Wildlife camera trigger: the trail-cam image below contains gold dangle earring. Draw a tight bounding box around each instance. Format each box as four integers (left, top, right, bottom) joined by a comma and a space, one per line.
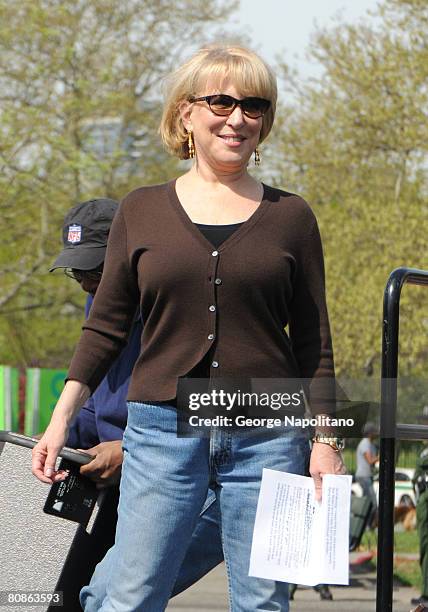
188, 130, 195, 159
254, 147, 261, 166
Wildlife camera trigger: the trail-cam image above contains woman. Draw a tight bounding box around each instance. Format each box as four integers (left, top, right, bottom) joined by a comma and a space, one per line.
33, 45, 345, 611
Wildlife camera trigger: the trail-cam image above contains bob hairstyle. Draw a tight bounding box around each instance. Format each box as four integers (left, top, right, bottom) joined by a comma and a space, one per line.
159, 45, 277, 160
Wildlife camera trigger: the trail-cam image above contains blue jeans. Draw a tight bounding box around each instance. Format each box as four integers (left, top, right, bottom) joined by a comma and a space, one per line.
80, 402, 310, 611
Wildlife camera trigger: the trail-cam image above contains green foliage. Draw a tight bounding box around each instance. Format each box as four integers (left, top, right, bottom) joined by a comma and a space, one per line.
0, 0, 238, 367
269, 0, 428, 379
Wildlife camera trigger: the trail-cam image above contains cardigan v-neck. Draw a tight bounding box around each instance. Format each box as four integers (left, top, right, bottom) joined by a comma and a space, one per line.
166, 179, 270, 253
68, 180, 335, 415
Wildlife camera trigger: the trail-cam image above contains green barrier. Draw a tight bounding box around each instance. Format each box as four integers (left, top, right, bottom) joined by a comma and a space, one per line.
0, 366, 19, 431
24, 368, 67, 436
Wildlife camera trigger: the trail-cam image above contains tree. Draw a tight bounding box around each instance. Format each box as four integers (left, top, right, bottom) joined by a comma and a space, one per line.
271, 0, 427, 204
269, 0, 428, 380
0, 0, 238, 366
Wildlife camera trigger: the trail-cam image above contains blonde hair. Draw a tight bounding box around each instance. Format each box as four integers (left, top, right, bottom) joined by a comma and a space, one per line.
159, 45, 277, 159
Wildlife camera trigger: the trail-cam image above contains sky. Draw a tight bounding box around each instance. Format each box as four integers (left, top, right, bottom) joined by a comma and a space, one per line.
233, 0, 379, 79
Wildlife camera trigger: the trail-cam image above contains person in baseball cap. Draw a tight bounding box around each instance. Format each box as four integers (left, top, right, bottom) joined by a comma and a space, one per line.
50, 196, 125, 454
50, 197, 118, 271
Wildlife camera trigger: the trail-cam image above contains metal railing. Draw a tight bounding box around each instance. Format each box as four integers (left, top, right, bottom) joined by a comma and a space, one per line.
376, 267, 428, 612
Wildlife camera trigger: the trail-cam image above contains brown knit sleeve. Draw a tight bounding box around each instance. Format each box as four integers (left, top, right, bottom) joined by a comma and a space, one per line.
287, 207, 336, 416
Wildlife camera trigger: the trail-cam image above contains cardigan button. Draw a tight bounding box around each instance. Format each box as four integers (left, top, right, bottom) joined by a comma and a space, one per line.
208, 333, 215, 340
212, 361, 219, 368
209, 305, 216, 312
212, 250, 219, 257
214, 278, 222, 285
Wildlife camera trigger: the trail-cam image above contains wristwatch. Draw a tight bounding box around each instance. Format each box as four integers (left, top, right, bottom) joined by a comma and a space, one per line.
312, 433, 345, 452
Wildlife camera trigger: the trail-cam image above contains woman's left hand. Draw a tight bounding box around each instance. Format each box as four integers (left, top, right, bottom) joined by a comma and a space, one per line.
309, 442, 347, 501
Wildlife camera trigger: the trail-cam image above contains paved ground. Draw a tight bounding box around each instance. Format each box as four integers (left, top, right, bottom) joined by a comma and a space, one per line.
167, 557, 421, 612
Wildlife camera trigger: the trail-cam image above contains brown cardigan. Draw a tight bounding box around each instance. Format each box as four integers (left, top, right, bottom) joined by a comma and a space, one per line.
67, 180, 335, 414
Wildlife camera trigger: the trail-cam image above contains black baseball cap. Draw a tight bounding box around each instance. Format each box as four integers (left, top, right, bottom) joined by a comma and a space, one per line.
50, 198, 119, 272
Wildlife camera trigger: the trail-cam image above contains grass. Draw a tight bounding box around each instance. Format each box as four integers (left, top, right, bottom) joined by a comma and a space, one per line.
393, 558, 422, 589
394, 530, 419, 554
342, 446, 420, 473
394, 531, 421, 590
360, 528, 419, 554
358, 529, 422, 589
359, 529, 419, 553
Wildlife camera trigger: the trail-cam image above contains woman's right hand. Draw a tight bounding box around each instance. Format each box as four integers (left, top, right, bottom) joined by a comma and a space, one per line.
31, 380, 91, 483
31, 420, 70, 483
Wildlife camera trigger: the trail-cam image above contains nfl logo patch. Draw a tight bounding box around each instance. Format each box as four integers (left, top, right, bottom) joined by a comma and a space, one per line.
68, 224, 82, 244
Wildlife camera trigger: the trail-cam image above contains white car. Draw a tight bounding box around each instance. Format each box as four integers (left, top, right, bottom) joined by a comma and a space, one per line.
351, 468, 416, 507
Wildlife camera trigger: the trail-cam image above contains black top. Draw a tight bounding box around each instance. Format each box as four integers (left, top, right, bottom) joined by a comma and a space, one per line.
195, 222, 243, 249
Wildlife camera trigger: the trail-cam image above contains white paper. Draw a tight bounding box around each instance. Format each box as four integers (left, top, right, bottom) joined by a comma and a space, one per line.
249, 469, 352, 586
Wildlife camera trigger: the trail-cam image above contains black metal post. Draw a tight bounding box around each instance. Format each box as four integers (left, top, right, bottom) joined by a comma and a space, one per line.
376, 270, 401, 612
376, 268, 428, 611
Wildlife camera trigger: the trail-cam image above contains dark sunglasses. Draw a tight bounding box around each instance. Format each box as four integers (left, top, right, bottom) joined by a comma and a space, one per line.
64, 266, 103, 282
189, 94, 270, 119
